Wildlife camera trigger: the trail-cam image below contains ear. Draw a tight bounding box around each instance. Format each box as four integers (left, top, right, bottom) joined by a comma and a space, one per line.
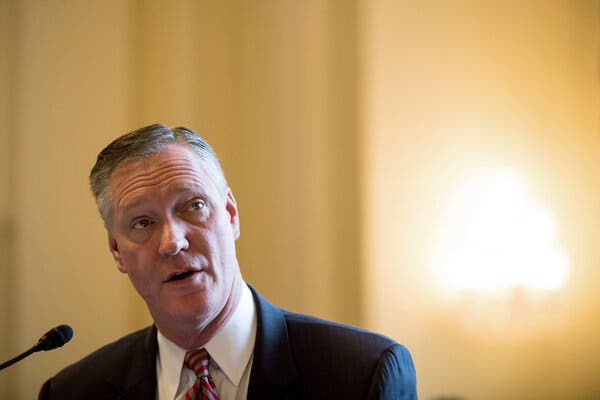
108, 230, 127, 273
225, 188, 240, 240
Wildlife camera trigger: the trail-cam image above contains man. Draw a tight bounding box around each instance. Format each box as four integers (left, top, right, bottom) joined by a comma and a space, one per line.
39, 124, 417, 399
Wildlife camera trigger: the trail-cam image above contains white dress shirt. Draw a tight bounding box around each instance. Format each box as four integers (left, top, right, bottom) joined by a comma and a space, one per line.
156, 284, 257, 400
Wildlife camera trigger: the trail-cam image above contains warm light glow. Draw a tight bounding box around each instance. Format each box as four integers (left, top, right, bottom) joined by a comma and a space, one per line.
433, 169, 570, 291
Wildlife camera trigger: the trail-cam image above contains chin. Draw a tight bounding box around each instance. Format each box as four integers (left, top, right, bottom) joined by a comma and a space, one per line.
173, 297, 220, 322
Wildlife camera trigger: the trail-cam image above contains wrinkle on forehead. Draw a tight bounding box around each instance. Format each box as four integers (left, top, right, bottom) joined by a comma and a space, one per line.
112, 163, 203, 200
108, 145, 221, 218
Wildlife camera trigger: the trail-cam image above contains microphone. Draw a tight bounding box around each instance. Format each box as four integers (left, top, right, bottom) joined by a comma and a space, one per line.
0, 325, 73, 371
33, 325, 73, 352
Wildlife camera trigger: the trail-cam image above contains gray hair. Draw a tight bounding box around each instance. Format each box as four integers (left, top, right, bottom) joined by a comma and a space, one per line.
89, 124, 227, 224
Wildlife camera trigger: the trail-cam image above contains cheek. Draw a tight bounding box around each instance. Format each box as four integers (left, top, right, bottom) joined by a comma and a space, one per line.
121, 247, 152, 282
126, 263, 156, 299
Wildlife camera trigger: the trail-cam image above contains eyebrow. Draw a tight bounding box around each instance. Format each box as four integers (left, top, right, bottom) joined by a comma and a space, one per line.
119, 186, 207, 214
120, 199, 146, 216
171, 185, 205, 195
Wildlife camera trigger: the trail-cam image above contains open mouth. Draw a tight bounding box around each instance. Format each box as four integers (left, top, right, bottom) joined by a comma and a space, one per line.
167, 270, 196, 282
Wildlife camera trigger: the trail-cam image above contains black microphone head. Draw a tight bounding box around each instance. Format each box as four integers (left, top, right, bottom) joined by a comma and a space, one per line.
36, 325, 73, 351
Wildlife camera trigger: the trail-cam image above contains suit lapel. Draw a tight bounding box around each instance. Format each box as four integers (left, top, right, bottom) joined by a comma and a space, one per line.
247, 286, 298, 399
106, 326, 158, 400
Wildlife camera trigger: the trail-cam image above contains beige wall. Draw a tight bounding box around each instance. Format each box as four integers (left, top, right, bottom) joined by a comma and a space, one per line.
360, 1, 600, 399
0, 0, 15, 397
0, 1, 598, 399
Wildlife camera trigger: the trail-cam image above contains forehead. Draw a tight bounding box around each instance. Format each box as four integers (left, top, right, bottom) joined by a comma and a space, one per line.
108, 144, 217, 208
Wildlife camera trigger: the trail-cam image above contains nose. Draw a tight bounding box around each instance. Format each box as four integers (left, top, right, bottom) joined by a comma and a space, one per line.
158, 218, 189, 256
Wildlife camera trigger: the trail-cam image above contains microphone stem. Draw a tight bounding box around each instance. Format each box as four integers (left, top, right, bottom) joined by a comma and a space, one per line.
0, 347, 36, 372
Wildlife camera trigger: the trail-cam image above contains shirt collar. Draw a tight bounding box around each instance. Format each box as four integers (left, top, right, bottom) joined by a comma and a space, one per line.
205, 283, 256, 385
156, 329, 186, 400
156, 283, 256, 398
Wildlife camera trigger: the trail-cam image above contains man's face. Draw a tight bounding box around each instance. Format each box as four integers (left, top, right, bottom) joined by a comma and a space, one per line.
107, 143, 241, 329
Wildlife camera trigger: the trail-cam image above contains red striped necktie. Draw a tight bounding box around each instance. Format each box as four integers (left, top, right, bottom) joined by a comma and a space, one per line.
183, 348, 220, 400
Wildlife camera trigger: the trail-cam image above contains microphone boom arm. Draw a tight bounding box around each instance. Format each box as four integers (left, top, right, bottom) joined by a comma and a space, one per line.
0, 348, 36, 371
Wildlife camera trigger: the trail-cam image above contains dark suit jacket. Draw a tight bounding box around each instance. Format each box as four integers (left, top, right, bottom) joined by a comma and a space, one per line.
39, 287, 417, 399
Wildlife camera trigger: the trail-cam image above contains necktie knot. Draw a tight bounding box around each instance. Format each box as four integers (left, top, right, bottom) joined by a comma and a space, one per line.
184, 348, 211, 379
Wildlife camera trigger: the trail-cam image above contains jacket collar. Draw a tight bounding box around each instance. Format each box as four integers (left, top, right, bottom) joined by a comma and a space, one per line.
106, 325, 158, 400
247, 286, 298, 399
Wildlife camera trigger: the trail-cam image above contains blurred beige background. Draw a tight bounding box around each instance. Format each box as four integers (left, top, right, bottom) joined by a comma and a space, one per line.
1, 1, 598, 399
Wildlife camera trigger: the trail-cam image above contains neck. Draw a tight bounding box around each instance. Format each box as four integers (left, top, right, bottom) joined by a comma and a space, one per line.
156, 278, 244, 349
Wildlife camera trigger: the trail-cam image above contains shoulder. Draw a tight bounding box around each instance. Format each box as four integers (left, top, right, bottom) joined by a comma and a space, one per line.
39, 326, 156, 399
284, 311, 400, 356
247, 286, 417, 399
283, 311, 406, 363
283, 311, 416, 398
54, 326, 154, 378
250, 284, 414, 375
367, 342, 417, 399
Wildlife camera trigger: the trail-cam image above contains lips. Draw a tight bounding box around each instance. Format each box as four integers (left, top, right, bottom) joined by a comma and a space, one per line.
166, 268, 200, 282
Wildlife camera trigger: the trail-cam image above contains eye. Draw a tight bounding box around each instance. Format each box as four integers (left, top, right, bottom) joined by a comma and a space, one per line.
189, 199, 205, 211
132, 218, 152, 230
180, 198, 210, 221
